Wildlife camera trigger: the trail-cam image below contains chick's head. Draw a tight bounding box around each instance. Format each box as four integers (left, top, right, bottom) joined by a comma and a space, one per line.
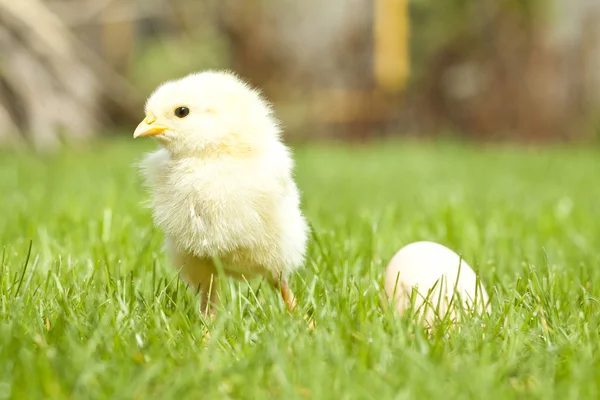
134, 71, 279, 157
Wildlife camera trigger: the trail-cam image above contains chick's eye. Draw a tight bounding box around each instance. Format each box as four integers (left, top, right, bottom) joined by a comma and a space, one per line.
174, 107, 190, 118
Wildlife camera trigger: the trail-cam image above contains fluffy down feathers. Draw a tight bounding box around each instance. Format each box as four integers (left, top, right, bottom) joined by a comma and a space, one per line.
135, 70, 308, 312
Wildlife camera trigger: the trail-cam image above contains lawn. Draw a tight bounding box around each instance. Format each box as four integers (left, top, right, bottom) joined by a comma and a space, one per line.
1, 138, 599, 399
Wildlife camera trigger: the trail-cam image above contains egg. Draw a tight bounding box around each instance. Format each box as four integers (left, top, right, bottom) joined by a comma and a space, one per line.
384, 241, 490, 326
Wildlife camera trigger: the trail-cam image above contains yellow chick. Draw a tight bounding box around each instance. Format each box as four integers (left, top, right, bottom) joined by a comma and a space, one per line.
133, 70, 309, 316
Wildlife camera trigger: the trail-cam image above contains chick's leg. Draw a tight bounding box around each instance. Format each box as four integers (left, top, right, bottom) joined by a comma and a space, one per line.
182, 258, 219, 317
166, 241, 219, 317
271, 273, 297, 312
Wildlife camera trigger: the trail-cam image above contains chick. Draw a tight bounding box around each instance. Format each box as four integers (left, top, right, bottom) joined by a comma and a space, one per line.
133, 70, 309, 316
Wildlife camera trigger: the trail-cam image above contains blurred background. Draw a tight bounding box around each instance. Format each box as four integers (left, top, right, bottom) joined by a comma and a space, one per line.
1, 0, 600, 151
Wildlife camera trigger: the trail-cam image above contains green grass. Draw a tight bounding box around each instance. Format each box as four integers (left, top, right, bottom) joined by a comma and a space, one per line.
1, 138, 600, 399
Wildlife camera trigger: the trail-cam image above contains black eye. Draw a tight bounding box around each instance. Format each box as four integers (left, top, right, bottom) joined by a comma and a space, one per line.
174, 107, 190, 118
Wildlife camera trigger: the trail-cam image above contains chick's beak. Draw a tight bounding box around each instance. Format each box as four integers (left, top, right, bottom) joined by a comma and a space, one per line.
133, 114, 170, 138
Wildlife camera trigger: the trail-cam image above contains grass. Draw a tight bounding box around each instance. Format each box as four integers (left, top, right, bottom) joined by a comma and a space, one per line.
1, 138, 600, 399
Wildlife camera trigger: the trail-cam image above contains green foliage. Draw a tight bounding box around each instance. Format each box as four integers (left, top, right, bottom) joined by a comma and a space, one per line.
131, 30, 230, 95
1, 139, 600, 399
409, 0, 546, 79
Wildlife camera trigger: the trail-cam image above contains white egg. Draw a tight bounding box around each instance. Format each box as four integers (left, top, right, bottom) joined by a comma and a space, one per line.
384, 241, 490, 326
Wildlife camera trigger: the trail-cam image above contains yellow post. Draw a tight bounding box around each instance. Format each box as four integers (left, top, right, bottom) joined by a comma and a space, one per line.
374, 0, 410, 92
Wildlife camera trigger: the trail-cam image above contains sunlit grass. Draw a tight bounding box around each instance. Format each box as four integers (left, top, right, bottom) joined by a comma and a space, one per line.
1, 138, 599, 399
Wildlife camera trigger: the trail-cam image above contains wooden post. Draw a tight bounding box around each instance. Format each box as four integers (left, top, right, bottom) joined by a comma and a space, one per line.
100, 1, 135, 76
374, 0, 410, 92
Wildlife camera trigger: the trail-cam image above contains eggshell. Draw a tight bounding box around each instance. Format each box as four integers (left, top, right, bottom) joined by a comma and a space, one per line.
384, 241, 489, 325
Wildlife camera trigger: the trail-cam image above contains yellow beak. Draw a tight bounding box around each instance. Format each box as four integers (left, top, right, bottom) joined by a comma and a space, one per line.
133, 114, 170, 138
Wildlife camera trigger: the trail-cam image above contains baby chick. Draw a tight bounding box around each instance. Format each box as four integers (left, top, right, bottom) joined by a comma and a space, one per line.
133, 70, 309, 316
